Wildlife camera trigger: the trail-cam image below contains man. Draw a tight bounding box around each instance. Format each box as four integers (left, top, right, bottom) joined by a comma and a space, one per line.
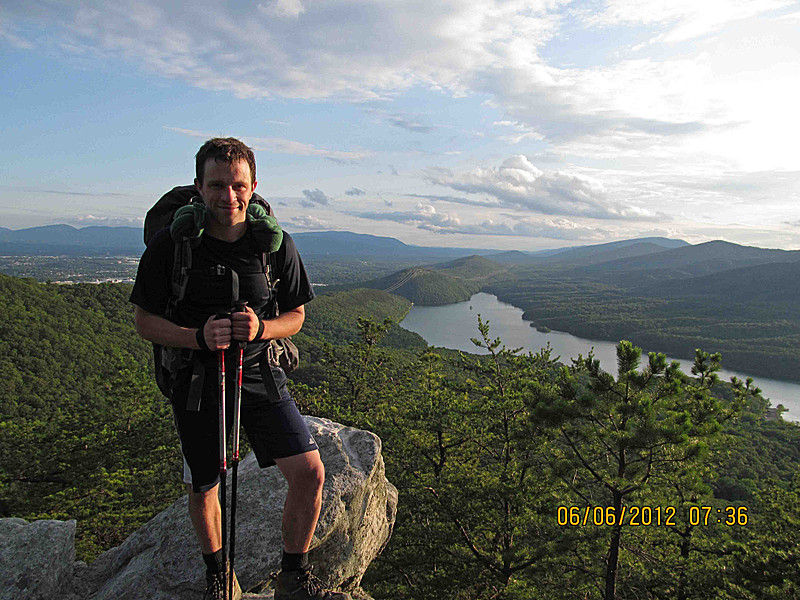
130, 137, 349, 600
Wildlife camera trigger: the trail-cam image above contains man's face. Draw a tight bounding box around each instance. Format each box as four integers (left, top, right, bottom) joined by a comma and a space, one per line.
195, 158, 257, 230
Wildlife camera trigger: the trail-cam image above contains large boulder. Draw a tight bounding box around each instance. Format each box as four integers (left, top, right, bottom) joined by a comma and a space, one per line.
76, 416, 396, 599
0, 518, 76, 600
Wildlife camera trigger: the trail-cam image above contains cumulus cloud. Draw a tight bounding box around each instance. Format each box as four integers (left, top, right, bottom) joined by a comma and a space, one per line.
352, 203, 609, 240
353, 203, 461, 233
302, 188, 331, 205
345, 187, 366, 196
289, 215, 328, 229
425, 155, 665, 220
462, 218, 609, 241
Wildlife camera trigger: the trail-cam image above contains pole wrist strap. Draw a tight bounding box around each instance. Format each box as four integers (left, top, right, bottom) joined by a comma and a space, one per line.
196, 327, 211, 352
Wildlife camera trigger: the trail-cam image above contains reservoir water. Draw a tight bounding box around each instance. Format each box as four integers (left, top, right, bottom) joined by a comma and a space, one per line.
400, 292, 800, 422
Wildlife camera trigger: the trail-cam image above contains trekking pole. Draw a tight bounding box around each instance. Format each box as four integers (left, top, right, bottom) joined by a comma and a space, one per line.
215, 310, 231, 600
228, 301, 247, 600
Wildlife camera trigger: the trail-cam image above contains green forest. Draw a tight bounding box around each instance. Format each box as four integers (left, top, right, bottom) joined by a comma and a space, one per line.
483, 265, 800, 382
1, 272, 798, 599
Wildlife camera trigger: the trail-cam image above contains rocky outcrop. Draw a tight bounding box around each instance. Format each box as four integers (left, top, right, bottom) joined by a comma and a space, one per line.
2, 417, 396, 600
0, 518, 77, 600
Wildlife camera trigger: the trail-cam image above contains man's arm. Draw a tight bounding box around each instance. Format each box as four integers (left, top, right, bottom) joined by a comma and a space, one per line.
134, 305, 232, 350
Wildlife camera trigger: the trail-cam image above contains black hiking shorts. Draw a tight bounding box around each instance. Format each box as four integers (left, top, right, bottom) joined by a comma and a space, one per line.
170, 361, 318, 493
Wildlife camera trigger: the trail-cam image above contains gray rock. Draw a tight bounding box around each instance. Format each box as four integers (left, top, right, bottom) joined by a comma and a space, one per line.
0, 518, 76, 600
78, 416, 396, 599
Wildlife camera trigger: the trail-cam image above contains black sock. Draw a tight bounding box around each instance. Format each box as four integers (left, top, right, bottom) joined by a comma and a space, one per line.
203, 549, 226, 574
281, 550, 309, 572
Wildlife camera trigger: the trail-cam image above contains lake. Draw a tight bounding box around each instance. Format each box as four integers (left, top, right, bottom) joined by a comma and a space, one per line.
400, 292, 800, 422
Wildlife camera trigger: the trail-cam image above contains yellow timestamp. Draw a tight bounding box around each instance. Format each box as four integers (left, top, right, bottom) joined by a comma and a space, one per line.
688, 505, 749, 526
557, 505, 749, 527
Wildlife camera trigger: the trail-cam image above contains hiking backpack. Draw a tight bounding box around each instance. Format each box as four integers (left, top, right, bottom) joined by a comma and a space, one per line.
144, 185, 300, 400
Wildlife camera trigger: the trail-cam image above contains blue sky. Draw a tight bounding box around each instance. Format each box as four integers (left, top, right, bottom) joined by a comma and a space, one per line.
1, 0, 799, 250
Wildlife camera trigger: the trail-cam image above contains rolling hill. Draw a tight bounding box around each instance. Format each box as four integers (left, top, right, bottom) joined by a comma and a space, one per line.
330, 255, 508, 305
639, 260, 800, 305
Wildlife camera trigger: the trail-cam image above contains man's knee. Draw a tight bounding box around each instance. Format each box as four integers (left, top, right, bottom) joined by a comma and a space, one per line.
187, 483, 220, 509
306, 459, 325, 491
296, 457, 325, 492
281, 452, 325, 493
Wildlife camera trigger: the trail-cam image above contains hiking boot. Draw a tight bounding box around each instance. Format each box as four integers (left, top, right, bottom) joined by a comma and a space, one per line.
272, 566, 351, 600
203, 567, 242, 600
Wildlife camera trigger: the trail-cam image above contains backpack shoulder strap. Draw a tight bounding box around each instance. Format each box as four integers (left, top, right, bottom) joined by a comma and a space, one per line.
169, 236, 193, 314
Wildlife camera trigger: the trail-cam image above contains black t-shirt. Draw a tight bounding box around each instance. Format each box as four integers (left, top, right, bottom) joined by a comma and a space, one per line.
130, 228, 314, 358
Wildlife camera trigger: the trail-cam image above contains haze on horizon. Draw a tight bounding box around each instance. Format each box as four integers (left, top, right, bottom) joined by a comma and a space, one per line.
1, 1, 799, 251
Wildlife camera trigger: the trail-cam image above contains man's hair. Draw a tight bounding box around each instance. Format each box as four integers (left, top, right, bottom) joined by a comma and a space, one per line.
195, 137, 256, 185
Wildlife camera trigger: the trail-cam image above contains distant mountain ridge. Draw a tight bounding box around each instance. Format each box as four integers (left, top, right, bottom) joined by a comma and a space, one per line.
0, 225, 144, 255
292, 231, 494, 259
590, 240, 800, 273
582, 240, 800, 288
0, 225, 690, 263
487, 237, 688, 265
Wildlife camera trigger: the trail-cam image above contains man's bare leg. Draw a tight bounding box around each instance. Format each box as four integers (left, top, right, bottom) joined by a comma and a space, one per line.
185, 450, 324, 555
274, 450, 325, 553
187, 483, 222, 554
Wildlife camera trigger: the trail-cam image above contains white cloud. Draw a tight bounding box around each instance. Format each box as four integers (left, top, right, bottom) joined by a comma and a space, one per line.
12, 1, 797, 170
353, 203, 461, 232
289, 215, 328, 229
451, 217, 609, 240
580, 0, 794, 44
258, 0, 305, 19
405, 193, 503, 208
493, 120, 545, 144
9, 0, 563, 101
6, 0, 800, 238
72, 214, 144, 227
425, 155, 665, 220
166, 127, 369, 162
352, 203, 609, 240
345, 187, 366, 196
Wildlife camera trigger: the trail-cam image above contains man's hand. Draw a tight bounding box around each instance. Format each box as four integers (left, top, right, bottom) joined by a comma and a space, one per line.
203, 313, 232, 350
231, 306, 261, 342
